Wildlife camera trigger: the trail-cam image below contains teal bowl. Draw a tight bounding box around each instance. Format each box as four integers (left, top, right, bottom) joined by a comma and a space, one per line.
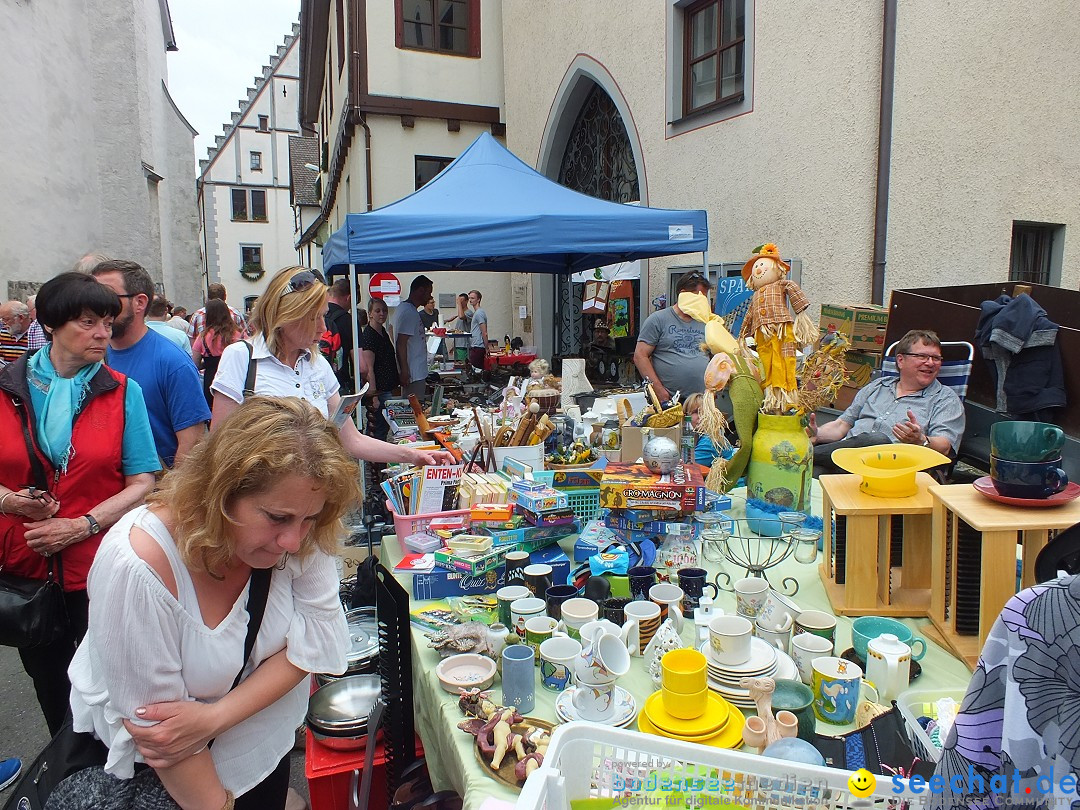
771, 679, 815, 743
851, 616, 926, 661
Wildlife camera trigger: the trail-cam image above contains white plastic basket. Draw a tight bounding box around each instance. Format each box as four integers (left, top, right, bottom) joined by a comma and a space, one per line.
517, 722, 897, 810
896, 687, 966, 763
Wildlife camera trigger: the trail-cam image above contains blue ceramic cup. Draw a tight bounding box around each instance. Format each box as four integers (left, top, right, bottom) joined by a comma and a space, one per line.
851, 616, 926, 661
990, 455, 1069, 499
501, 644, 535, 713
628, 566, 657, 601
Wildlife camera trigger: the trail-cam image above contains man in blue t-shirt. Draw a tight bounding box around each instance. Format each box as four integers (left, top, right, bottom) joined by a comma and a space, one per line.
91, 260, 210, 467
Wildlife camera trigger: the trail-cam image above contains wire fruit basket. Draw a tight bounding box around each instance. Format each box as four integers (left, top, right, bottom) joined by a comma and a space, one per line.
701, 516, 810, 596
517, 722, 897, 809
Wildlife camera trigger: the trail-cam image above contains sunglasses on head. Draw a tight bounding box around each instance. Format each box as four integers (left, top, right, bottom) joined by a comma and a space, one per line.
280, 270, 325, 298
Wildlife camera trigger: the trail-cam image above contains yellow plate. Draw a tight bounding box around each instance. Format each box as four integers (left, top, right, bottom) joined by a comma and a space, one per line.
642, 690, 730, 739
831, 443, 950, 497
638, 701, 745, 749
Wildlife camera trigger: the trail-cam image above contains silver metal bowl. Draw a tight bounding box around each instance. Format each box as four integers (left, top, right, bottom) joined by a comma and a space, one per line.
344, 607, 379, 675
306, 673, 381, 739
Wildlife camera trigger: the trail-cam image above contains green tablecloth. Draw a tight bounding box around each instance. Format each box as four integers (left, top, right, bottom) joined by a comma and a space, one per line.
384, 483, 975, 809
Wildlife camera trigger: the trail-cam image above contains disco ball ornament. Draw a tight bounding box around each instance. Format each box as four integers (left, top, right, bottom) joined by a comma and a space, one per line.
642, 437, 681, 474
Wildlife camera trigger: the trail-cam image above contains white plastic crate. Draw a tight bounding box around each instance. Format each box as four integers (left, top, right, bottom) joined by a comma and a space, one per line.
517, 722, 897, 810
896, 687, 966, 763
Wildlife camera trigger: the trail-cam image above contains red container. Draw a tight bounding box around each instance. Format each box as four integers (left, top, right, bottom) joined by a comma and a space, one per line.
305, 727, 424, 810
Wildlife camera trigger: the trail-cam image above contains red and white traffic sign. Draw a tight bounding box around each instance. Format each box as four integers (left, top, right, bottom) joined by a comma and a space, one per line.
368, 273, 401, 300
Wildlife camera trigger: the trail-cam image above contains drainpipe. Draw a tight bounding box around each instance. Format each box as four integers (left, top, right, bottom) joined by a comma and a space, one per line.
357, 109, 373, 211
871, 0, 897, 305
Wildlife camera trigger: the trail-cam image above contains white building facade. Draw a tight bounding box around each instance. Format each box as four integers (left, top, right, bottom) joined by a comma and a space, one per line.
0, 0, 201, 306
501, 0, 1080, 358
198, 25, 303, 311
297, 0, 513, 341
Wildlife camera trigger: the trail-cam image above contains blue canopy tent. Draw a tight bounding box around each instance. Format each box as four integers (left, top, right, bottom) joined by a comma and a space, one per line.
322, 132, 709, 276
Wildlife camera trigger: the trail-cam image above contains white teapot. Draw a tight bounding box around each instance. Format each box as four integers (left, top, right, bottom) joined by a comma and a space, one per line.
865, 633, 911, 702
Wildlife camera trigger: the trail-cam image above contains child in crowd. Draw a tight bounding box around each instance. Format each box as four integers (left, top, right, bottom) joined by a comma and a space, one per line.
684, 393, 735, 468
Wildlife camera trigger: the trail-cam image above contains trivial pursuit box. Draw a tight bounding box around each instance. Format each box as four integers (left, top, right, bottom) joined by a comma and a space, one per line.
411, 544, 570, 600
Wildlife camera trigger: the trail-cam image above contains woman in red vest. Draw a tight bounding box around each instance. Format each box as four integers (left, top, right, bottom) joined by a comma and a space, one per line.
0, 272, 159, 734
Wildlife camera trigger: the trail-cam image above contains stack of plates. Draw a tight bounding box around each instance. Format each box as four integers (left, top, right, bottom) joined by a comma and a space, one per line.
637, 690, 745, 749
699, 639, 799, 711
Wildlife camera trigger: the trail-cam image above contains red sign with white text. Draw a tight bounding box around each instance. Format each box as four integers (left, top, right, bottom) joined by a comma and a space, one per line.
368, 273, 401, 300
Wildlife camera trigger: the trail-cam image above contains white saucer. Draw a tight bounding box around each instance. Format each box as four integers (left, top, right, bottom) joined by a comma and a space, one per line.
700, 637, 778, 676
555, 685, 637, 727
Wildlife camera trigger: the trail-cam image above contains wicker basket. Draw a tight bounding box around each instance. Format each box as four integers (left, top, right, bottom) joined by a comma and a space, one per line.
645, 404, 684, 428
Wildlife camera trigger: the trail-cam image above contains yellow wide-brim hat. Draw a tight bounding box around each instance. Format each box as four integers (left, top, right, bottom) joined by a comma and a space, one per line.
831, 444, 951, 498
741, 243, 791, 282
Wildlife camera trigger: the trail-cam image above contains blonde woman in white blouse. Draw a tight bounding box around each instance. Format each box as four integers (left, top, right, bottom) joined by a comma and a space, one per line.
65, 397, 360, 810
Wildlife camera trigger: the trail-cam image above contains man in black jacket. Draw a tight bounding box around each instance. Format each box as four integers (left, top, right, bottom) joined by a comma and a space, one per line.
325, 278, 365, 394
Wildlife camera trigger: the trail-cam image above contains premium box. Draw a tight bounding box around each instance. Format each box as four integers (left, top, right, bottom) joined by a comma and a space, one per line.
819, 304, 889, 353
574, 519, 621, 561
599, 462, 706, 512
410, 544, 571, 600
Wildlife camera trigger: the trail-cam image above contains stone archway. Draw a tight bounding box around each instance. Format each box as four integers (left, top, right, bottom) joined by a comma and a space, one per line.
533, 56, 647, 361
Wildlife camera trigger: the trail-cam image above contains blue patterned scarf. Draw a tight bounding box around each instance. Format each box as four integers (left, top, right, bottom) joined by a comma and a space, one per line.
26, 348, 100, 471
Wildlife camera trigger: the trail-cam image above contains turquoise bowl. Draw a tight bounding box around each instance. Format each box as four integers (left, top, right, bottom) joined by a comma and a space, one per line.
851, 616, 926, 661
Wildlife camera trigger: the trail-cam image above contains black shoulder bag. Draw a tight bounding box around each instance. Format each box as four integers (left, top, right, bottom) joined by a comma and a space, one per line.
0, 398, 68, 649
5, 568, 273, 810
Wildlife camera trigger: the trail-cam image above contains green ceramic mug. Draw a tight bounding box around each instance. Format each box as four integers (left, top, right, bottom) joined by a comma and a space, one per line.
991, 421, 1065, 462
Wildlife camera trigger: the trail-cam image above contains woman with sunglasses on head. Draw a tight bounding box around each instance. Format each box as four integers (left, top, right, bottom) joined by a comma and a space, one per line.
56, 397, 359, 810
0, 272, 159, 735
209, 266, 454, 466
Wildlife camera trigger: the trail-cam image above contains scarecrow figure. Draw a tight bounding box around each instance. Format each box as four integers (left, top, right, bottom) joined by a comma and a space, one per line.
739, 243, 818, 412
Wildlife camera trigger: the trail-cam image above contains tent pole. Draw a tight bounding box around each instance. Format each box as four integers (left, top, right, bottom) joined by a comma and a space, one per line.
347, 266, 366, 513
702, 251, 709, 287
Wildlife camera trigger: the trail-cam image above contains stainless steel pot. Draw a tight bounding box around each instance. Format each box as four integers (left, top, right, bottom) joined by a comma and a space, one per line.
344, 606, 379, 675
306, 673, 381, 750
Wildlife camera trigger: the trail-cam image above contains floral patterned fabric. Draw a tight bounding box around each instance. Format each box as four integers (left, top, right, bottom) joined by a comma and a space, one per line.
931, 574, 1080, 810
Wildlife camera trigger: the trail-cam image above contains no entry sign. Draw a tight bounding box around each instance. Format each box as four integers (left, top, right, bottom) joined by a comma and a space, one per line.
368, 273, 401, 300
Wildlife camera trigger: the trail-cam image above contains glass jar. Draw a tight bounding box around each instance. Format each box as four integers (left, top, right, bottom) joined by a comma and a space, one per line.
695, 514, 731, 564
657, 523, 698, 581
792, 528, 821, 564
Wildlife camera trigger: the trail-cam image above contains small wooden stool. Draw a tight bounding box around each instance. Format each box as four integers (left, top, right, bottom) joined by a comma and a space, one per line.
819, 472, 935, 617
925, 483, 1080, 669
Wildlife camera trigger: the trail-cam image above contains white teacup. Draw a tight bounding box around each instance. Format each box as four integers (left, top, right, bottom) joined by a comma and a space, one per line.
539, 636, 581, 692
708, 615, 753, 666
755, 615, 792, 653
575, 629, 631, 684
792, 632, 834, 684
558, 598, 599, 641
734, 577, 769, 619
572, 678, 617, 721
649, 583, 684, 632
758, 591, 801, 630
510, 597, 547, 638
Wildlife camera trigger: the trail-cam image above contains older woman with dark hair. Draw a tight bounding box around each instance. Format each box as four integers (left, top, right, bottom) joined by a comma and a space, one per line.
0, 271, 159, 734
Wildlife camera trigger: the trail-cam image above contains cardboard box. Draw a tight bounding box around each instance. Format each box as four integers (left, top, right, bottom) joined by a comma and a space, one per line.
819, 304, 889, 353
832, 385, 859, 411
410, 544, 571, 600
486, 522, 579, 547
574, 519, 621, 561
599, 462, 706, 512
550, 468, 605, 489
433, 545, 508, 576
620, 425, 683, 463
830, 350, 883, 410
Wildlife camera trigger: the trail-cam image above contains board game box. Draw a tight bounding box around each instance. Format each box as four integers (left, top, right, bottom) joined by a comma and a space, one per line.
599, 462, 706, 511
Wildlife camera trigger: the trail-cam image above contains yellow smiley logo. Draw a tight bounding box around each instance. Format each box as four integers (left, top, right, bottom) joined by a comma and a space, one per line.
848, 768, 876, 797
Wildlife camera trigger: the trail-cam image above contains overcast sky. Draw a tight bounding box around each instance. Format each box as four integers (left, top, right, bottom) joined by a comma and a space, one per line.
166, 0, 301, 166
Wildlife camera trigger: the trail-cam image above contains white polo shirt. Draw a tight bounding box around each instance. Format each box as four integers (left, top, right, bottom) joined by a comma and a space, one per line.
210, 335, 339, 417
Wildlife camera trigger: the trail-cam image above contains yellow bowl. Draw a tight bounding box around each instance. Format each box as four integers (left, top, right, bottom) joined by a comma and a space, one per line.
662, 686, 709, 720
661, 648, 707, 694
831, 444, 951, 497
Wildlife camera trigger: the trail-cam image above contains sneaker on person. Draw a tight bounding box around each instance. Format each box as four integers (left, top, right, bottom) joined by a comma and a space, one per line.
0, 758, 21, 790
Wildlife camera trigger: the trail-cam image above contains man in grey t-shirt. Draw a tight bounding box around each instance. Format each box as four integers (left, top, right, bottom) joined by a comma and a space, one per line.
394, 275, 434, 398
467, 289, 488, 370
634, 273, 712, 403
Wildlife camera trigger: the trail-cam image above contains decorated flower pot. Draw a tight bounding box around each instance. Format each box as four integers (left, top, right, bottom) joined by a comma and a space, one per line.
747, 414, 811, 511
